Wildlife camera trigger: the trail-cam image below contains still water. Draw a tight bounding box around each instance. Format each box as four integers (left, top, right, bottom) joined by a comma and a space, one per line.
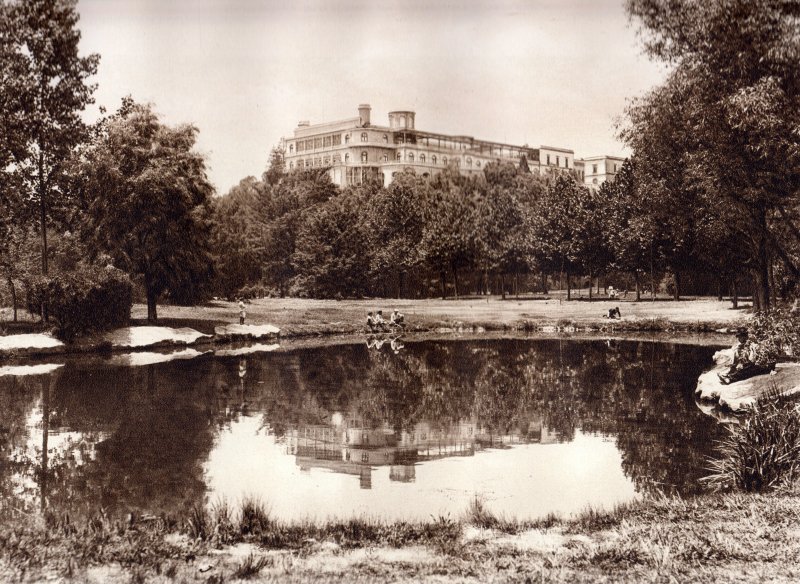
0, 338, 725, 522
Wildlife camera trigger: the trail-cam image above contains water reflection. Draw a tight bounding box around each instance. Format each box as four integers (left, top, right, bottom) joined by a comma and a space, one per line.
0, 338, 724, 522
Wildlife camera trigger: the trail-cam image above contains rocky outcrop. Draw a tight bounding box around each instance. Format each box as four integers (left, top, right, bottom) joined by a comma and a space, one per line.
695, 347, 800, 411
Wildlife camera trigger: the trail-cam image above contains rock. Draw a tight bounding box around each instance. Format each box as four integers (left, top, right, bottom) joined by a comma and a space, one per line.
213, 324, 280, 343
104, 326, 211, 349
695, 348, 800, 412
0, 334, 64, 356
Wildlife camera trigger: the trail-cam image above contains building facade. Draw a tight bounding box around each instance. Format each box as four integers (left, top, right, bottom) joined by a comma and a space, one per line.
283, 104, 597, 188
578, 155, 626, 188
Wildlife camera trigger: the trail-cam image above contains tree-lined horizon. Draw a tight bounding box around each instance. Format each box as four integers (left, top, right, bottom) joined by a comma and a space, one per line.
2, 0, 800, 326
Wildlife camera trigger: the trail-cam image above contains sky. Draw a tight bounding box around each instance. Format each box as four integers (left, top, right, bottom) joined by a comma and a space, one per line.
75, 0, 669, 195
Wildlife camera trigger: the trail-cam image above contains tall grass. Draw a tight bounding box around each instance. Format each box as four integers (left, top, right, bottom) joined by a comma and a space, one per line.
705, 396, 800, 492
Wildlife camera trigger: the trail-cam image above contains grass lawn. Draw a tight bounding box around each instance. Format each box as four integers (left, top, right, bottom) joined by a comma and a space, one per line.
118, 293, 750, 338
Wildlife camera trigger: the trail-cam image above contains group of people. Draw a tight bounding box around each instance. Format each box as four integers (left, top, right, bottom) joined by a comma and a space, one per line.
366, 309, 405, 332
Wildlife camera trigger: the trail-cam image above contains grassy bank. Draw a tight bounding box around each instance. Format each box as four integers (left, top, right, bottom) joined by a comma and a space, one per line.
2, 489, 800, 583
123, 295, 746, 338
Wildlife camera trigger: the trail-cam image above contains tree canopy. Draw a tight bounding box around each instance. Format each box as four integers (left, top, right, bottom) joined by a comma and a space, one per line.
79, 100, 214, 321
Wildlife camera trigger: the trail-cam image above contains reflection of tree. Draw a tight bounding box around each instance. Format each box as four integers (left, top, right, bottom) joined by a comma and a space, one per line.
249, 339, 724, 496
0, 338, 726, 521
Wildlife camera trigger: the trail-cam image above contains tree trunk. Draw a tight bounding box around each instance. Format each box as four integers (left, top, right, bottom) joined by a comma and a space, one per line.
755, 227, 770, 313
6, 276, 17, 322
541, 272, 548, 294
717, 280, 723, 302
440, 271, 446, 300
732, 281, 738, 309
501, 273, 506, 300
514, 271, 519, 298
588, 270, 593, 300
452, 266, 460, 299
398, 271, 405, 299
650, 246, 656, 302
673, 270, 680, 301
566, 268, 571, 301
145, 277, 158, 322
635, 273, 641, 301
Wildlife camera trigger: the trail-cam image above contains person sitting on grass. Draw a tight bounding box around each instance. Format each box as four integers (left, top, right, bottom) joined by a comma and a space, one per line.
389, 309, 405, 330
366, 312, 377, 332
718, 328, 776, 385
374, 310, 389, 332
603, 307, 621, 319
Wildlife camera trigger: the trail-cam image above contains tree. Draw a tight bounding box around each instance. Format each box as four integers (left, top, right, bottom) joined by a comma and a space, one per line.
0, 0, 100, 276
292, 190, 371, 298
367, 170, 426, 298
420, 184, 478, 299
625, 0, 800, 310
80, 101, 214, 321
526, 174, 587, 300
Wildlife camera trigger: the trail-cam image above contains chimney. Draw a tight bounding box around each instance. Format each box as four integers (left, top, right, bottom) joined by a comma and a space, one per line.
358, 104, 371, 127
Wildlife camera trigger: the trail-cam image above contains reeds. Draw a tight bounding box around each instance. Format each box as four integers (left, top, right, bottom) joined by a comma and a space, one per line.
705, 395, 800, 492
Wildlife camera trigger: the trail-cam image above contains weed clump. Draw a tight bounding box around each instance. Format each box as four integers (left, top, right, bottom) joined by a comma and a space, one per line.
705, 396, 800, 492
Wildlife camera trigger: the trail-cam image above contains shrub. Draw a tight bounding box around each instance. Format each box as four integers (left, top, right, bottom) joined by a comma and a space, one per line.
705, 396, 800, 492
25, 266, 133, 341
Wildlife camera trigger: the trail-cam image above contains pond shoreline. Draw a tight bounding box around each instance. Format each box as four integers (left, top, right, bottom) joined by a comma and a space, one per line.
1, 296, 744, 360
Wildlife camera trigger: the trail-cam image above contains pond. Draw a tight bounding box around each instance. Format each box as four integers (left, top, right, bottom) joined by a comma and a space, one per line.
0, 337, 726, 523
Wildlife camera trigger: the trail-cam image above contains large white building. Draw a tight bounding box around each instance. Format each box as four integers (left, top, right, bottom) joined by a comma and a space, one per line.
283, 104, 621, 189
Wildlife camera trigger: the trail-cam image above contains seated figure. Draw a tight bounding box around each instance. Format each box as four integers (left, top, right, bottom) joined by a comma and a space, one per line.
718, 328, 775, 385
389, 309, 405, 329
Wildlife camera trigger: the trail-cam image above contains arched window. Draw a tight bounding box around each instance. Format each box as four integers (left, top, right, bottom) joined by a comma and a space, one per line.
383, 134, 388, 144
345, 153, 350, 163
408, 152, 414, 162
476, 160, 481, 168
382, 154, 388, 162
442, 156, 448, 165
361, 132, 368, 142
289, 144, 294, 154
344, 134, 350, 144
432, 155, 437, 165
324, 156, 330, 165
361, 151, 368, 163
420, 153, 426, 163
396, 152, 402, 161
289, 161, 294, 170
466, 157, 472, 166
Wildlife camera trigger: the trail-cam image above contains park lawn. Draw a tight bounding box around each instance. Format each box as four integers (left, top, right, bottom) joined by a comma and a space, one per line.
123, 295, 748, 337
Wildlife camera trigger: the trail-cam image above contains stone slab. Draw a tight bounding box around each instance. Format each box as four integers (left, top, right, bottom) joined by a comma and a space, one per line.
104, 326, 211, 348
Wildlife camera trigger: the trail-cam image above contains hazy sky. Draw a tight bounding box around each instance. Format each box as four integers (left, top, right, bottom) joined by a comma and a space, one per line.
76, 0, 668, 195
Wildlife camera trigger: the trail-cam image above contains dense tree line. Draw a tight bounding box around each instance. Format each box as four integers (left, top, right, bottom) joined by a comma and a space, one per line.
210, 154, 758, 302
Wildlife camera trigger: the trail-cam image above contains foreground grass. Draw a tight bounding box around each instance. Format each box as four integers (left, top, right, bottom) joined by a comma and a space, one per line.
3, 489, 800, 583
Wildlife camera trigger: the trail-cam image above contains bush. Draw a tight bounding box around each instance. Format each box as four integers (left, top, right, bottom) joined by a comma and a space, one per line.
25, 266, 133, 341
705, 396, 800, 492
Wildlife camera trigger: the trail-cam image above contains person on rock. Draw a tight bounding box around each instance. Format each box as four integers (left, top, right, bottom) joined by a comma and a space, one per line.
718, 328, 775, 385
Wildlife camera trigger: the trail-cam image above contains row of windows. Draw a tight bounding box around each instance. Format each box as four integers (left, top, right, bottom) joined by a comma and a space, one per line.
291, 131, 535, 157
545, 153, 571, 168
290, 151, 490, 168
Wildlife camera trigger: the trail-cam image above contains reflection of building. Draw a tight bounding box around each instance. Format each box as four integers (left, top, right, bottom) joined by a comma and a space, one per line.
287, 418, 477, 489
286, 414, 560, 489
283, 104, 583, 188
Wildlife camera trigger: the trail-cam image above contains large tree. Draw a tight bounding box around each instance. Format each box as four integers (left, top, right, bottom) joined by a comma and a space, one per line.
625, 0, 800, 310
80, 100, 214, 321
0, 0, 99, 276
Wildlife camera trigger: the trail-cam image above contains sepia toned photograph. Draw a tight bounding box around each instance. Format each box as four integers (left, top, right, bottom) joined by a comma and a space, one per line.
1, 0, 800, 582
